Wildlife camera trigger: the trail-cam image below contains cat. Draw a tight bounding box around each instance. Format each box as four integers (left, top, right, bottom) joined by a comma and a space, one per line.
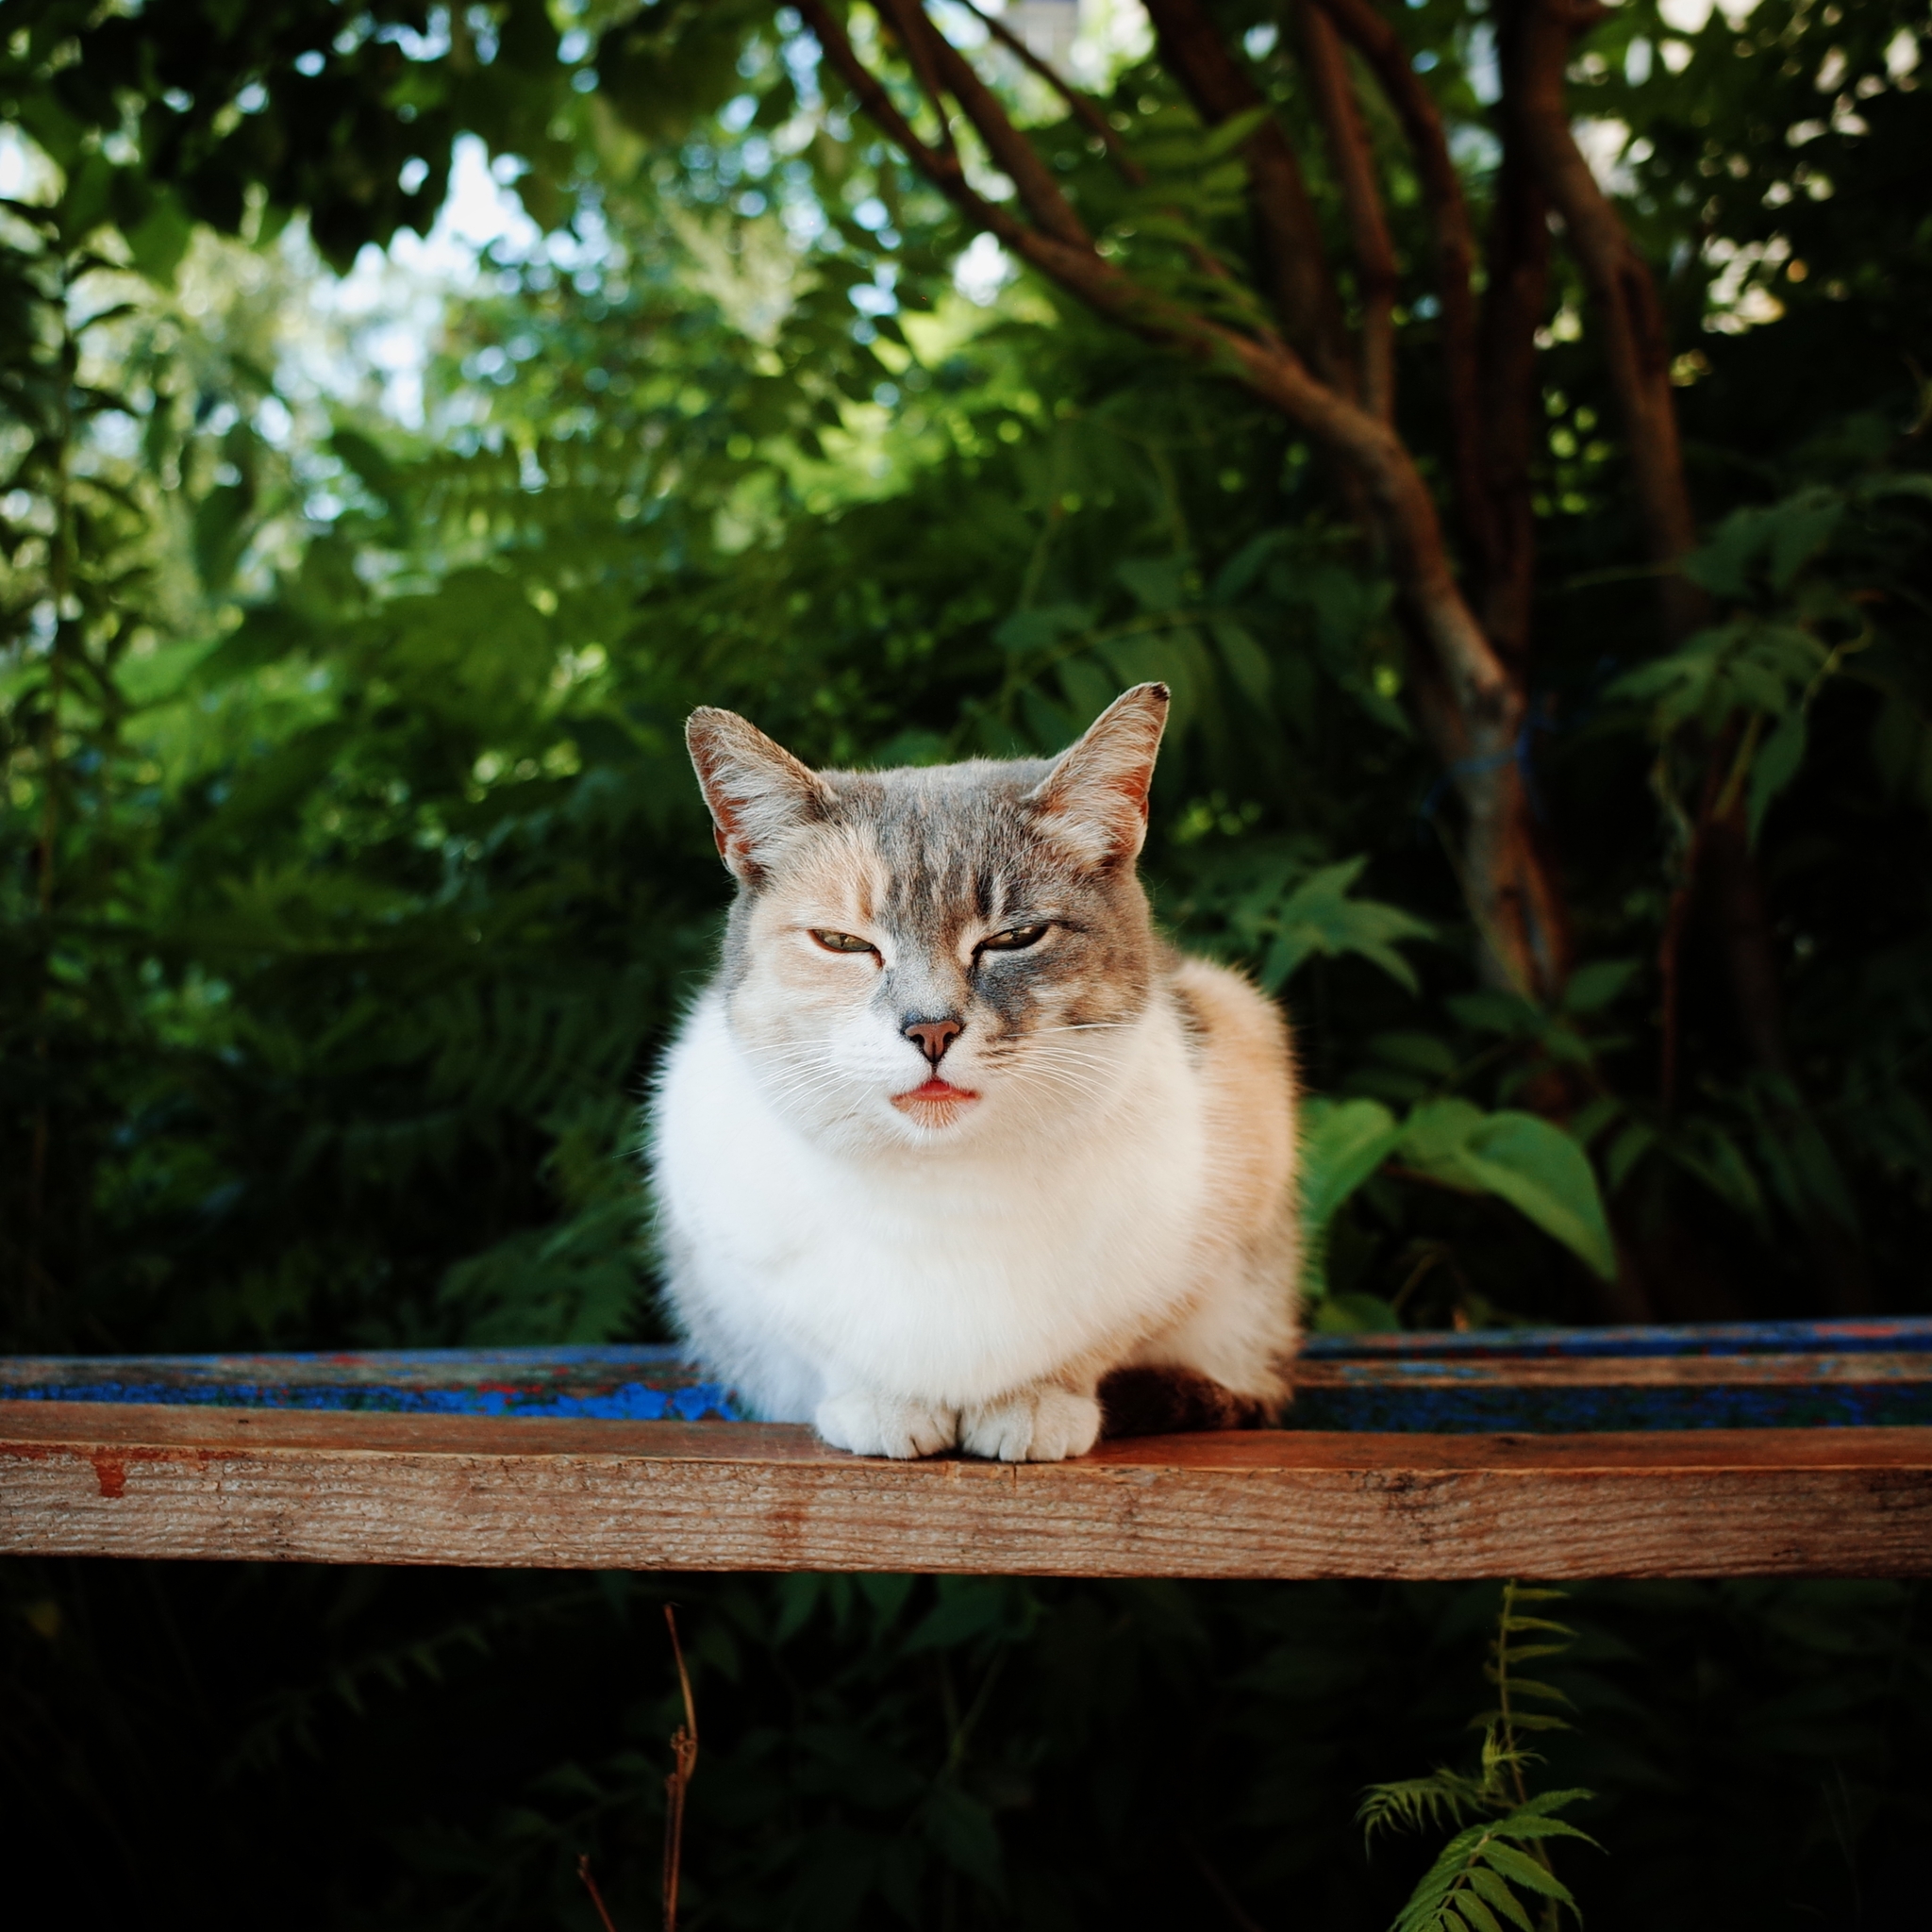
648, 683, 1301, 1461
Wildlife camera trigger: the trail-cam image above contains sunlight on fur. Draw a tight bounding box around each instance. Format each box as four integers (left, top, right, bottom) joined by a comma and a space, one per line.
649, 684, 1301, 1461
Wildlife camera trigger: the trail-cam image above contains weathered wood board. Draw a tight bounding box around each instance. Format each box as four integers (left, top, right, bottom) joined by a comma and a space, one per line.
5, 1400, 1930, 1578
6, 1317, 1931, 1431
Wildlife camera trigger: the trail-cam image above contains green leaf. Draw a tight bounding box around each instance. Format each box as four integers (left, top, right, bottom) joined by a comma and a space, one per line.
124, 186, 193, 282
1369, 1030, 1461, 1078
1747, 706, 1807, 843
1057, 653, 1121, 726
1399, 1103, 1618, 1280
1480, 1842, 1577, 1906
1496, 1654, 1575, 1677
1260, 858, 1434, 992
1607, 1121, 1656, 1191
1765, 492, 1843, 591
331, 425, 407, 508
992, 602, 1094, 657
902, 1579, 1014, 1654
1211, 619, 1273, 708
1771, 1106, 1862, 1231
1446, 991, 1540, 1037
1313, 1291, 1402, 1333
1562, 958, 1641, 1013
1498, 1815, 1599, 1844
1396, 1825, 1495, 1932
1300, 1097, 1405, 1226
924, 1784, 1006, 1895
1359, 1770, 1491, 1842
1116, 556, 1190, 610
1195, 103, 1272, 158
1511, 1788, 1595, 1816
1659, 1121, 1767, 1226
1465, 1866, 1536, 1931
1453, 1890, 1507, 1932
191, 483, 254, 591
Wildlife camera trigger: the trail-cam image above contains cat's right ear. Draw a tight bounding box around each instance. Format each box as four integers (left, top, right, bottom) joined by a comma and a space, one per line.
686, 708, 836, 884
1026, 682, 1170, 870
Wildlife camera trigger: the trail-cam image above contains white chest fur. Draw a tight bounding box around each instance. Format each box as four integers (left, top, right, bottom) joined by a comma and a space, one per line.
651, 990, 1213, 1420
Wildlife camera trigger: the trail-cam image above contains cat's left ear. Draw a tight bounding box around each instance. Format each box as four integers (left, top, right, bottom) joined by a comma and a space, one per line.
687, 708, 837, 883
1026, 683, 1169, 869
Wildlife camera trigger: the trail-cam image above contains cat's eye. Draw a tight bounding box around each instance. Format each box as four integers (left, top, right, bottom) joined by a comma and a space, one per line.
809, 929, 876, 955
979, 924, 1049, 953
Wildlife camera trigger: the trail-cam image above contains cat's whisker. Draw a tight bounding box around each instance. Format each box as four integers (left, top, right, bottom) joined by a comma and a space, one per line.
991, 1070, 1115, 1113
1008, 1047, 1117, 1069
759, 1079, 845, 1108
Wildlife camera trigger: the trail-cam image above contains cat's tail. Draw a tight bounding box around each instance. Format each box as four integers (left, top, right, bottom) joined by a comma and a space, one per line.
1096, 1365, 1279, 1438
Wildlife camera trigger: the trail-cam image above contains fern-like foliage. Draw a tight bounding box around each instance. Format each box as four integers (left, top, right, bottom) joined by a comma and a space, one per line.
1385, 1790, 1598, 1932
1360, 1724, 1528, 1842
1362, 1584, 1599, 1932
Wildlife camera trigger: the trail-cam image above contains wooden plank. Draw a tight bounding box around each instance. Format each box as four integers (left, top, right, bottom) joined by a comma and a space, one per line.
0, 1345, 740, 1422
6, 1317, 1931, 1432
1289, 1351, 1932, 1431
4, 1401, 1929, 1579
1301, 1317, 1932, 1357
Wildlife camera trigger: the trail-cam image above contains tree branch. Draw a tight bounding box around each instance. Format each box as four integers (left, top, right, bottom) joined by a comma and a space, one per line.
1140, 0, 1354, 393
1470, 0, 1554, 673
951, 0, 1145, 186
1515, 0, 1700, 638
871, 0, 958, 155
884, 0, 1091, 248
798, 0, 1055, 269
948, 1, 1267, 315
1305, 0, 1490, 567
1295, 0, 1398, 422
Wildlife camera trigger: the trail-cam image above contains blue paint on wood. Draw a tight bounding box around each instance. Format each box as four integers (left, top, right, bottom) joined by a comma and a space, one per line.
1284, 1379, 1932, 1434
1288, 1319, 1932, 1430
1298, 1317, 1932, 1360
2, 1320, 1929, 1433
0, 1345, 742, 1422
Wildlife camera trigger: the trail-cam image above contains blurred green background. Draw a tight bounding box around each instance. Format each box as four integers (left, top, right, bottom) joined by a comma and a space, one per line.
2, 0, 1929, 1924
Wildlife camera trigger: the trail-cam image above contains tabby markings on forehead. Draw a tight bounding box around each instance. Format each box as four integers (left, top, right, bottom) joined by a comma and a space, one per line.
761, 771, 1087, 943
768, 824, 890, 925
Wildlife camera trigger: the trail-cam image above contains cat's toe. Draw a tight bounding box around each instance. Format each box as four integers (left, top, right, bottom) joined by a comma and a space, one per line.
894, 1402, 959, 1457
960, 1387, 1101, 1462
1028, 1389, 1103, 1460
814, 1391, 957, 1458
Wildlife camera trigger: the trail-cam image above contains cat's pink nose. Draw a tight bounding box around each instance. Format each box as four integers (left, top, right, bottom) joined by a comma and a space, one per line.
903, 1017, 963, 1065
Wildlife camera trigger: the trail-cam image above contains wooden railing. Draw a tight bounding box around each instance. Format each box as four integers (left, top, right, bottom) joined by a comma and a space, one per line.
5, 1320, 1929, 1577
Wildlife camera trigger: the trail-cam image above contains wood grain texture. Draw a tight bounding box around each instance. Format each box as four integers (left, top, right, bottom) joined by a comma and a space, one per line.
5, 1402, 1930, 1578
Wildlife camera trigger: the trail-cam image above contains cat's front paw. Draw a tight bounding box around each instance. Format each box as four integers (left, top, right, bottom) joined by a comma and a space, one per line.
959, 1387, 1102, 1463
814, 1390, 958, 1459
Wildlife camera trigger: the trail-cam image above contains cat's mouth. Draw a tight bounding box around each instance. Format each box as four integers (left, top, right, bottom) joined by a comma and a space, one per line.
891, 1076, 979, 1124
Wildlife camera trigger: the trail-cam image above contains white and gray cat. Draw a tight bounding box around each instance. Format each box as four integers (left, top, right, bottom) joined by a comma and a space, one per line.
649, 683, 1301, 1461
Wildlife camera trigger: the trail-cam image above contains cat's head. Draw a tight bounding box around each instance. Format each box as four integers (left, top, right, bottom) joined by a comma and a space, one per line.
686, 685, 1170, 1153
